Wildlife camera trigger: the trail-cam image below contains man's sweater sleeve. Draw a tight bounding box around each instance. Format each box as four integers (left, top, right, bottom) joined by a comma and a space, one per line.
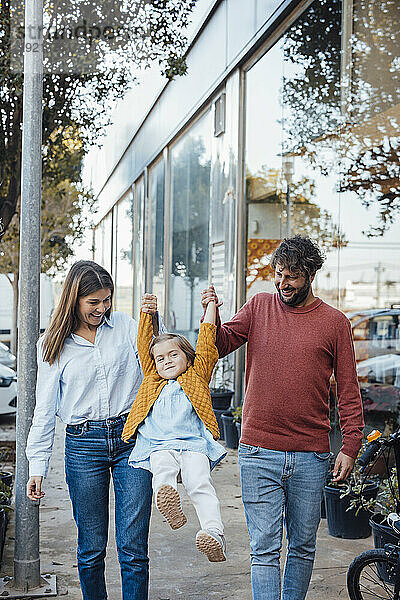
215, 299, 252, 358
334, 317, 364, 459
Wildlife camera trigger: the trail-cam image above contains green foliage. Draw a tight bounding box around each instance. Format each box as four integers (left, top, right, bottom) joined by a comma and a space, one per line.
0, 0, 197, 235
0, 163, 96, 277
232, 406, 242, 423
282, 0, 400, 236
0, 480, 12, 510
171, 135, 211, 286
374, 467, 398, 517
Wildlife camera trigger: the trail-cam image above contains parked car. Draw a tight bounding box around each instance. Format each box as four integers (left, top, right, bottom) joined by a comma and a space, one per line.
350, 308, 400, 363
0, 343, 16, 369
351, 310, 400, 436
357, 354, 400, 387
0, 364, 17, 416
331, 309, 400, 451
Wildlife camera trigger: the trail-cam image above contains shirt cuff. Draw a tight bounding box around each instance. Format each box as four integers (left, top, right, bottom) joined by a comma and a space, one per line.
29, 459, 49, 478
340, 439, 362, 460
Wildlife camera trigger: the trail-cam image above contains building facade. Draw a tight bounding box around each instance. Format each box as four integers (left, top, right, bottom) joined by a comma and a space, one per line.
86, 0, 400, 407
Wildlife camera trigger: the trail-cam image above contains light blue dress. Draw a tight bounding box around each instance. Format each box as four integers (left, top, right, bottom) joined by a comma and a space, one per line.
128, 379, 226, 471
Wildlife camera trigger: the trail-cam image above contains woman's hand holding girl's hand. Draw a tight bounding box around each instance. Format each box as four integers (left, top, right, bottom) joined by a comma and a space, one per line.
141, 294, 157, 314
26, 476, 45, 501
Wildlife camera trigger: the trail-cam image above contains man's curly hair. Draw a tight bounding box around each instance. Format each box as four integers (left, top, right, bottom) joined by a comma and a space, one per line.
270, 235, 325, 277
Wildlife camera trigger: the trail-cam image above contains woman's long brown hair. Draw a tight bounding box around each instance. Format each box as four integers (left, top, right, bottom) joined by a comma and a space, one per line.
42, 261, 114, 365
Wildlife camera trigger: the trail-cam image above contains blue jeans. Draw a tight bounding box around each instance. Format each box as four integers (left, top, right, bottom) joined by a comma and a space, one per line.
64, 415, 152, 600
238, 444, 330, 600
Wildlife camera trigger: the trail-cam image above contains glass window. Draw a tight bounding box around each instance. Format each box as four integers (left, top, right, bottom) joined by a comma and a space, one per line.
149, 159, 165, 315
102, 211, 113, 275
114, 192, 134, 315
133, 177, 145, 320
245, 0, 400, 434
93, 222, 104, 266
93, 212, 113, 274
169, 112, 212, 343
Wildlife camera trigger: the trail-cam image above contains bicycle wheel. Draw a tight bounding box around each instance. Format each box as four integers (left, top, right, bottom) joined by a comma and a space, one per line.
347, 548, 398, 599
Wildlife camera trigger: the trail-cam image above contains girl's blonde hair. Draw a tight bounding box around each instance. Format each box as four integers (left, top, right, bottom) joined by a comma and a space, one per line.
149, 333, 196, 366
42, 260, 114, 365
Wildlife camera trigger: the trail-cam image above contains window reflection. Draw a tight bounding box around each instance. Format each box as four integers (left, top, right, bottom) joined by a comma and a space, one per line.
101, 211, 113, 275
170, 113, 211, 343
94, 222, 104, 266
114, 192, 134, 315
149, 160, 165, 316
245, 0, 400, 433
133, 178, 145, 319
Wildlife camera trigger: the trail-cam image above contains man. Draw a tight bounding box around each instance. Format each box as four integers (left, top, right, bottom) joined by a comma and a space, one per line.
202, 235, 363, 600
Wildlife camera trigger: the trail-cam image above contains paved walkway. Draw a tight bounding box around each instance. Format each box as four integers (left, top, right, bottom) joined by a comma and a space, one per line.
1, 420, 373, 599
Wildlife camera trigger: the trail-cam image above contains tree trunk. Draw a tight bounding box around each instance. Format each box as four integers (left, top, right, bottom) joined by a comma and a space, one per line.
11, 271, 19, 358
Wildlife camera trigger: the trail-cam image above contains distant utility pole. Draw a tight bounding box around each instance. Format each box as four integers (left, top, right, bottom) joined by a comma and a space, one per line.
0, 0, 56, 594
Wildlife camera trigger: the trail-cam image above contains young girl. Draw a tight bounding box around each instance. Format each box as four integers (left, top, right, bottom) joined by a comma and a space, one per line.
122, 293, 227, 562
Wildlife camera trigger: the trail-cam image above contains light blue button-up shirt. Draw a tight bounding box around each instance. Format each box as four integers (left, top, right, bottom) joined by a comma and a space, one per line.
128, 379, 226, 471
26, 311, 163, 478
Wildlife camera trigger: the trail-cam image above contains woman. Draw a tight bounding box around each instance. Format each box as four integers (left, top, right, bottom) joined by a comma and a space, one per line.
26, 260, 162, 600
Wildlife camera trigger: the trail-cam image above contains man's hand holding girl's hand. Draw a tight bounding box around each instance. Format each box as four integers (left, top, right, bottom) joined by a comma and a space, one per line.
141, 293, 157, 314
201, 285, 223, 309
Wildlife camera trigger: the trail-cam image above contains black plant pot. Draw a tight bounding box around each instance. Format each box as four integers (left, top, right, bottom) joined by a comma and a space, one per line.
235, 421, 241, 441
324, 482, 378, 539
0, 472, 12, 489
211, 390, 234, 410
221, 413, 238, 449
214, 408, 230, 441
0, 508, 6, 564
370, 513, 400, 582
370, 513, 400, 548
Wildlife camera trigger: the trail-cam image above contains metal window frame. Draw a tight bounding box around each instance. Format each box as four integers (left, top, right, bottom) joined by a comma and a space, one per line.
233, 0, 316, 404
147, 155, 166, 314
132, 175, 146, 319
163, 146, 171, 327
341, 0, 354, 119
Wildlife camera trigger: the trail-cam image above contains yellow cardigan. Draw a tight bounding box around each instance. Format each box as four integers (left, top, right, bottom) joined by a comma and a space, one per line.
122, 312, 220, 442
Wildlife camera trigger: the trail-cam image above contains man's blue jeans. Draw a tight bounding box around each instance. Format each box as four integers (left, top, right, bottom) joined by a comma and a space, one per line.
64, 415, 152, 600
238, 444, 330, 600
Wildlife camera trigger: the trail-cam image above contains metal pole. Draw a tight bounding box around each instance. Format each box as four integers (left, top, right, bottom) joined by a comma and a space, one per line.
14, 0, 43, 589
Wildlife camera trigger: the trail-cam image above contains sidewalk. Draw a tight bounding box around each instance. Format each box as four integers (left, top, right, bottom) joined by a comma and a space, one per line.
1, 420, 373, 599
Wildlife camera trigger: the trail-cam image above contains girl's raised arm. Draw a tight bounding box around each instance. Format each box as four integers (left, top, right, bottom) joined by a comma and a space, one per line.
137, 294, 158, 376
203, 298, 216, 325
194, 298, 218, 382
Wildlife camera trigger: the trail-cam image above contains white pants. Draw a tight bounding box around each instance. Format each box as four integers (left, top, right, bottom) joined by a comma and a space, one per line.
149, 449, 224, 534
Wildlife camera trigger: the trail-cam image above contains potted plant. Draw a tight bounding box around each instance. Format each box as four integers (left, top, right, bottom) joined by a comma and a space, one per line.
210, 357, 234, 410
367, 467, 400, 549
0, 446, 14, 490
0, 480, 12, 563
221, 412, 239, 449
324, 456, 379, 539
232, 406, 242, 440
211, 358, 235, 441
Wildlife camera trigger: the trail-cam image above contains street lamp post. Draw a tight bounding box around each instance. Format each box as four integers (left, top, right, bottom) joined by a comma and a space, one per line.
0, 0, 56, 594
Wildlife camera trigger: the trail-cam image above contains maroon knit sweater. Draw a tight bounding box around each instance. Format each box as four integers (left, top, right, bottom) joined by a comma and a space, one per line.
215, 293, 364, 459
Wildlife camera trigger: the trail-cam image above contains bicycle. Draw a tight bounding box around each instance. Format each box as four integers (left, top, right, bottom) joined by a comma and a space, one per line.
347, 429, 400, 599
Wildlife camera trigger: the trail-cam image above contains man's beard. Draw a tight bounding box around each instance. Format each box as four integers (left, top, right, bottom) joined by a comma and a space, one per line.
276, 277, 311, 307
